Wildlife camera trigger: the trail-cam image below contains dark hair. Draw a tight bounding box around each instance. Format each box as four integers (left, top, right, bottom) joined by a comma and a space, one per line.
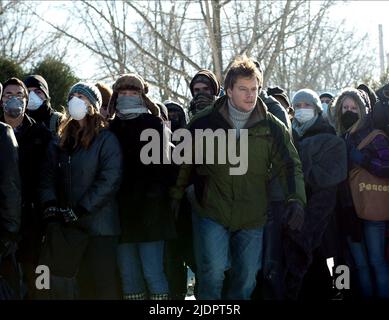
224, 56, 263, 91
2, 77, 29, 99
58, 109, 107, 151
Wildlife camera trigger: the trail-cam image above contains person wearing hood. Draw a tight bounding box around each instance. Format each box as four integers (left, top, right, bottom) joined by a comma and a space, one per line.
284, 89, 347, 300
333, 88, 389, 299
23, 75, 63, 135
357, 84, 378, 109
39, 82, 122, 299
109, 73, 176, 300
1, 77, 52, 299
188, 69, 220, 118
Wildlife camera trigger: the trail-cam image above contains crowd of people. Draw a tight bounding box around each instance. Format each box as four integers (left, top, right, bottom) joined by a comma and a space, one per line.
1, 55, 389, 300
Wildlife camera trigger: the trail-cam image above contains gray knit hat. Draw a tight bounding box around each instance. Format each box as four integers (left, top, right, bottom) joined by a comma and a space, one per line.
292, 88, 322, 113
68, 82, 102, 111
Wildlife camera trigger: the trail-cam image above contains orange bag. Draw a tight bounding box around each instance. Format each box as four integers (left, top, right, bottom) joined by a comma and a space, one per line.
348, 130, 389, 221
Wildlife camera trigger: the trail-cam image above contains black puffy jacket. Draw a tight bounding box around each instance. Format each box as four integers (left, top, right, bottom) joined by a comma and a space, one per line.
0, 122, 21, 239
39, 129, 123, 236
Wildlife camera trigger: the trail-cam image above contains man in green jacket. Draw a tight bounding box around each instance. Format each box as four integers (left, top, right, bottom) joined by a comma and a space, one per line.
171, 56, 306, 300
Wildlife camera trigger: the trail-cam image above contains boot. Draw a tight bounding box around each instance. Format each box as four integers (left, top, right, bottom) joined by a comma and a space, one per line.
123, 292, 146, 300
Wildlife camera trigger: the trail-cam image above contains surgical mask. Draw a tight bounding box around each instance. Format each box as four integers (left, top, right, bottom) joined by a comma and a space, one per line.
116, 96, 147, 114
3, 97, 25, 118
294, 109, 315, 124
321, 103, 328, 114
68, 96, 88, 120
27, 91, 44, 110
341, 111, 359, 130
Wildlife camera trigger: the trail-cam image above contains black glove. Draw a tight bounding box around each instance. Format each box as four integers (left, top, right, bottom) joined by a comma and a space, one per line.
43, 206, 62, 222
60, 208, 79, 224
61, 206, 88, 224
284, 200, 305, 232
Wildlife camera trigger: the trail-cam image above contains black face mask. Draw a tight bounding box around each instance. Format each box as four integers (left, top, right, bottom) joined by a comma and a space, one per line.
341, 111, 359, 130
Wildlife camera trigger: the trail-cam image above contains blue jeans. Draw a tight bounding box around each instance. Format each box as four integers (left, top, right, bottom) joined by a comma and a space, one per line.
117, 241, 169, 295
193, 214, 263, 300
347, 221, 389, 299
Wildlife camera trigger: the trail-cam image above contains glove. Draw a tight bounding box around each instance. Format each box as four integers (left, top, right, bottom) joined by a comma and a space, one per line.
284, 200, 305, 232
349, 147, 366, 166
61, 205, 89, 224
171, 199, 181, 220
43, 206, 62, 223
60, 208, 79, 224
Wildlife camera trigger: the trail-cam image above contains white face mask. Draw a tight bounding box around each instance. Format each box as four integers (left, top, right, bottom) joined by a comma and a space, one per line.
68, 96, 88, 120
294, 109, 315, 124
27, 91, 44, 110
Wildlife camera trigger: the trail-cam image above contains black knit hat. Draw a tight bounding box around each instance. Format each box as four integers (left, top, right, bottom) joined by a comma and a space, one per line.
24, 74, 50, 99
189, 69, 220, 97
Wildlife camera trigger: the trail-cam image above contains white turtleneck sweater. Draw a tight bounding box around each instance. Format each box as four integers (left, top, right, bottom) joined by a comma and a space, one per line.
228, 99, 254, 138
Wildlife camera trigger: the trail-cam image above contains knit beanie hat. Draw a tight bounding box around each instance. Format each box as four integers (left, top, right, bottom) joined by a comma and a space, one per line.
68, 82, 102, 111
24, 74, 50, 99
107, 73, 160, 118
292, 89, 322, 113
189, 69, 220, 97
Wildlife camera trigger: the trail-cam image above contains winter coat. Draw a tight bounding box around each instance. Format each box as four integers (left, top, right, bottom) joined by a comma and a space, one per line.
283, 115, 347, 299
0, 122, 21, 239
26, 101, 63, 135
40, 129, 122, 236
337, 115, 389, 240
0, 114, 52, 210
260, 90, 293, 203
110, 114, 176, 243
170, 95, 306, 231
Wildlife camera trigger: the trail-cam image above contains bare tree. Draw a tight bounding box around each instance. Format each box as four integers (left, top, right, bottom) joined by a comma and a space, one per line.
0, 0, 63, 66
34, 0, 376, 104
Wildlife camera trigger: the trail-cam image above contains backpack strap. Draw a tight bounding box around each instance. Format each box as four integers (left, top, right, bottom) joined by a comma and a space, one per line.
49, 112, 62, 134
357, 129, 388, 150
